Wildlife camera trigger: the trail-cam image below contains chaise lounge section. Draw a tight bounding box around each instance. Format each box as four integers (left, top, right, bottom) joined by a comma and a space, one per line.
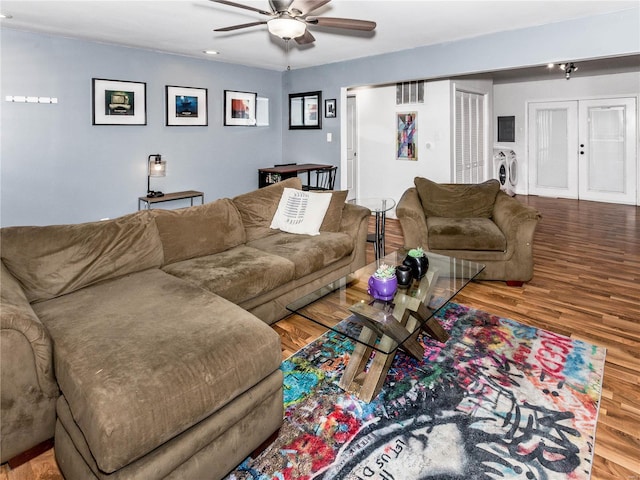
0, 178, 370, 479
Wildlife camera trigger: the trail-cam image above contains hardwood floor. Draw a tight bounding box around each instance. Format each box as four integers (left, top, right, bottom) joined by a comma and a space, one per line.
2, 195, 638, 479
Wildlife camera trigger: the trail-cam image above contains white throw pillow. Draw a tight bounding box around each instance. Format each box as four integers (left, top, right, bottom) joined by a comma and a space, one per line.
270, 188, 332, 235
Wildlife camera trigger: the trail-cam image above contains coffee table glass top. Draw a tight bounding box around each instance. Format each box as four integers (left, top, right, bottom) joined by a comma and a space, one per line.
286, 250, 485, 354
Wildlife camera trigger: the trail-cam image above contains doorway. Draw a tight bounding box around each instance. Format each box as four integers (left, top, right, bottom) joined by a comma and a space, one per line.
528, 97, 637, 204
346, 95, 358, 200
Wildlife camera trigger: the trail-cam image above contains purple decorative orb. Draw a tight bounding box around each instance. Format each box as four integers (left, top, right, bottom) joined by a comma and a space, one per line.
368, 275, 398, 301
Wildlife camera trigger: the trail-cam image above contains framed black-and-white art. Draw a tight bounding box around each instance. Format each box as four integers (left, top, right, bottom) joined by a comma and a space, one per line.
224, 90, 257, 126
92, 78, 147, 125
325, 99, 336, 118
289, 91, 322, 129
165, 86, 208, 126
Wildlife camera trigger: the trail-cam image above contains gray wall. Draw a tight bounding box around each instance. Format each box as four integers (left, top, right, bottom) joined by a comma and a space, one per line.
2, 7, 639, 226
281, 8, 640, 179
1, 29, 283, 226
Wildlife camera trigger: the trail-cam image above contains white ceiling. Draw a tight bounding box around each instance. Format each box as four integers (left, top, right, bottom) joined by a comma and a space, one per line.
1, 0, 638, 72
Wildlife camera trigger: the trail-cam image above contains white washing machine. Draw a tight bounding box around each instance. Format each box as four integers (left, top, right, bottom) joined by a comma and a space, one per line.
493, 148, 517, 196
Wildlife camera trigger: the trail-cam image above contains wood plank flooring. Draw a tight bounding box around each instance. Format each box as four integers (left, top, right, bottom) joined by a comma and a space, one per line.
3, 195, 638, 479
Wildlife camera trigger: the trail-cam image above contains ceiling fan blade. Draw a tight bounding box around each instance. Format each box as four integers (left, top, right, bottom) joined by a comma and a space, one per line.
209, 0, 273, 16
307, 16, 376, 31
269, 0, 293, 13
289, 0, 331, 17
214, 21, 268, 32
294, 29, 316, 44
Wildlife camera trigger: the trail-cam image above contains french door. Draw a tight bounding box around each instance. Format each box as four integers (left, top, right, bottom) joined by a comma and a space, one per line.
528, 98, 637, 204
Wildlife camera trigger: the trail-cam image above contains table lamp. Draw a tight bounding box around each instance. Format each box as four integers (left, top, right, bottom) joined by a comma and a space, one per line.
147, 154, 166, 198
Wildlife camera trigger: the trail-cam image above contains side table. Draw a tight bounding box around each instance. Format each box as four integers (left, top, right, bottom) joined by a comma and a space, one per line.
138, 190, 204, 210
349, 198, 396, 260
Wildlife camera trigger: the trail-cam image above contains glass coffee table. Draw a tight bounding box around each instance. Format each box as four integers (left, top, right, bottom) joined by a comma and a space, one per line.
286, 250, 485, 402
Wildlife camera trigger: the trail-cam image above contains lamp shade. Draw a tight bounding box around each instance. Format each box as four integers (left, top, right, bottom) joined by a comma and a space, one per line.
148, 155, 166, 177
267, 17, 306, 39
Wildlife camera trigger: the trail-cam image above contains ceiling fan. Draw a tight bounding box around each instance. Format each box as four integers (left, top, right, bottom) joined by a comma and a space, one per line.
210, 0, 376, 45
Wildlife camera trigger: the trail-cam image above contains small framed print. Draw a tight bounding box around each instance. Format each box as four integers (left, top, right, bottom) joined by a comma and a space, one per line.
224, 90, 257, 126
289, 91, 322, 129
325, 98, 336, 118
166, 86, 208, 126
92, 78, 146, 125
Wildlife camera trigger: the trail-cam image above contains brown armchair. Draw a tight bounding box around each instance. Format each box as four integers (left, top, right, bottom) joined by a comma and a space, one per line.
396, 177, 541, 284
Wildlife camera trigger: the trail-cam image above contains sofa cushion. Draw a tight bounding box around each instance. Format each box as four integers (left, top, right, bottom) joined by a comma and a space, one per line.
162, 245, 296, 304
427, 217, 507, 251
320, 190, 349, 232
232, 177, 302, 242
248, 231, 354, 278
270, 188, 332, 236
32, 268, 281, 474
153, 198, 246, 265
414, 177, 500, 218
0, 211, 163, 303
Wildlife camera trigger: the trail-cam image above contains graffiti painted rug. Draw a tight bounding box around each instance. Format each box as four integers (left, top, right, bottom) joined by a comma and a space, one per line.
226, 303, 606, 479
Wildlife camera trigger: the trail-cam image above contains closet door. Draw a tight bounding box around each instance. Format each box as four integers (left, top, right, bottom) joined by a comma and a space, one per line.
455, 90, 485, 183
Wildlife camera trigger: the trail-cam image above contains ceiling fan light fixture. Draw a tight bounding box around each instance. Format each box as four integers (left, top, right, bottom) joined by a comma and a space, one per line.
267, 16, 306, 39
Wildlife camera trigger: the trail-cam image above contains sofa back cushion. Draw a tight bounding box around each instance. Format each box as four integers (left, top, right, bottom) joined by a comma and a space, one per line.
320, 190, 348, 232
0, 211, 164, 303
152, 198, 246, 265
414, 177, 500, 218
232, 177, 302, 242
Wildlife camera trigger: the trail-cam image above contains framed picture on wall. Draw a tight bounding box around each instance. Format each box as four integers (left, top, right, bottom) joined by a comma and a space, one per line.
289, 91, 322, 129
92, 78, 147, 125
165, 85, 208, 126
224, 90, 257, 126
396, 112, 417, 161
325, 98, 336, 118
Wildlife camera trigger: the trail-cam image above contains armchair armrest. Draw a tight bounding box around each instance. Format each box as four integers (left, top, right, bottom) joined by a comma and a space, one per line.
396, 187, 429, 250
492, 192, 541, 244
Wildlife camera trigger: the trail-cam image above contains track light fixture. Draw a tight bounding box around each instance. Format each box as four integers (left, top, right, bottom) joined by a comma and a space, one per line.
547, 62, 578, 80
560, 62, 578, 80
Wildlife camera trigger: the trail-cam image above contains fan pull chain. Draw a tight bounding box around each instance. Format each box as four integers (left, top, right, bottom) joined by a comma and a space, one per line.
285, 39, 291, 71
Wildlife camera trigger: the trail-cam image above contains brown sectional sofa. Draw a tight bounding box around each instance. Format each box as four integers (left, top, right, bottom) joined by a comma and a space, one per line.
0, 178, 370, 479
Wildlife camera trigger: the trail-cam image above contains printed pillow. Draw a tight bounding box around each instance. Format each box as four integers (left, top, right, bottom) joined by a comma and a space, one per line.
270, 188, 332, 236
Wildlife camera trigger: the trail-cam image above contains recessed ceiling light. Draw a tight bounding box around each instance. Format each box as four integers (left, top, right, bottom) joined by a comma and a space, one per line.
203, 50, 219, 55
0, 13, 13, 19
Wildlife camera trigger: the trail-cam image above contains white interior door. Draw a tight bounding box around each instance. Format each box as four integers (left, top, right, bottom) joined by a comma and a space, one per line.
578, 98, 637, 204
528, 101, 579, 198
529, 98, 637, 204
346, 95, 358, 200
